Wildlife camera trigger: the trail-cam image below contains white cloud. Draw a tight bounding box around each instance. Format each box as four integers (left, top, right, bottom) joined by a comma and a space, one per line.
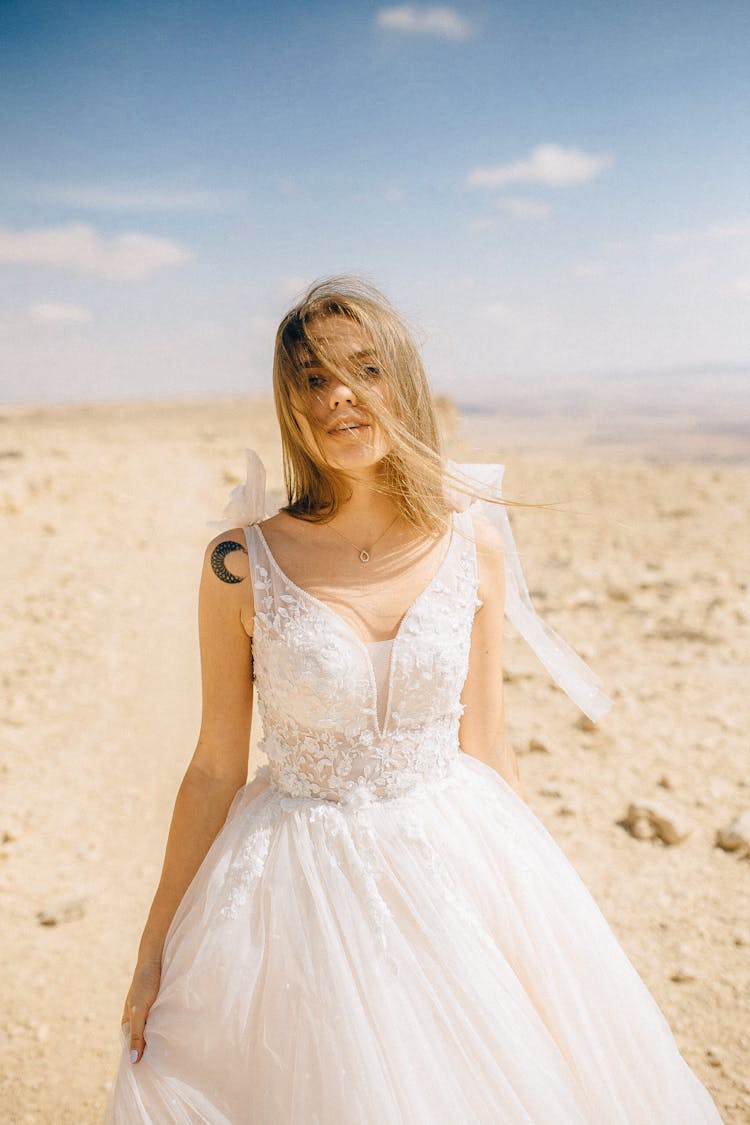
0, 222, 192, 281
473, 301, 521, 326
705, 220, 750, 240
573, 261, 606, 278
651, 219, 750, 253
497, 197, 552, 220
653, 230, 691, 250
38, 185, 234, 213
376, 5, 471, 40
28, 302, 92, 326
467, 143, 614, 189
277, 275, 312, 302
467, 217, 497, 234
279, 176, 303, 197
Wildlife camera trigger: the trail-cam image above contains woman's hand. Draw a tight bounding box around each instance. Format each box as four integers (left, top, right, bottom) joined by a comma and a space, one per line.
121, 958, 162, 1064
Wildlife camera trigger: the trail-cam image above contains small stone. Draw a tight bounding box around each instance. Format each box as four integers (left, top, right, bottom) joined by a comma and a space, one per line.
715, 810, 750, 858
538, 786, 562, 798
565, 587, 600, 610
557, 803, 579, 817
36, 897, 86, 926
619, 801, 692, 845
657, 775, 672, 790
575, 714, 597, 732
670, 966, 696, 983
606, 584, 631, 602
528, 737, 550, 754
705, 1045, 723, 1068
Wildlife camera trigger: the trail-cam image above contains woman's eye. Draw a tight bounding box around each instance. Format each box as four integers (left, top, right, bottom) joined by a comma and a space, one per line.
307, 374, 326, 389
360, 364, 381, 379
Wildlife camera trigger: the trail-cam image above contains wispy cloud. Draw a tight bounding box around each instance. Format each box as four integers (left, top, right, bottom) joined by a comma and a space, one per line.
28, 302, 93, 326
467, 143, 614, 189
497, 197, 552, 220
277, 275, 312, 302
573, 260, 606, 278
376, 5, 471, 40
38, 184, 234, 213
705, 219, 750, 240
653, 218, 750, 252
473, 300, 522, 326
0, 223, 192, 281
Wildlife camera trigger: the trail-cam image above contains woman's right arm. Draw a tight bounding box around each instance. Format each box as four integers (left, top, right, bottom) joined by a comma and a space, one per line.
122, 529, 265, 1063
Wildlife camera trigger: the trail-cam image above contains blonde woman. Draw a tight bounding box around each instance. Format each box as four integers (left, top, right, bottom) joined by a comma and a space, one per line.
107, 278, 723, 1123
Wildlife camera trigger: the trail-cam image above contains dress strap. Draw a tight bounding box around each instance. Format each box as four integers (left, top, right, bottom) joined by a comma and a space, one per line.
447, 461, 613, 724
211, 449, 614, 723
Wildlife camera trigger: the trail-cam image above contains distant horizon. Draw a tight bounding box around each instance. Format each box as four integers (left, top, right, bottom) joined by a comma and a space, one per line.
3, 358, 748, 417
1, 2, 748, 406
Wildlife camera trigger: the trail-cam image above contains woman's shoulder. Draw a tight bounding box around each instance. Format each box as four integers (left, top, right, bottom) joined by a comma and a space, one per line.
466, 508, 504, 562
463, 509, 505, 607
203, 527, 252, 587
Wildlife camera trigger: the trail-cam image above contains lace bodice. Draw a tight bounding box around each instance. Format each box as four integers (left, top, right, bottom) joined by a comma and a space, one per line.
243, 508, 480, 804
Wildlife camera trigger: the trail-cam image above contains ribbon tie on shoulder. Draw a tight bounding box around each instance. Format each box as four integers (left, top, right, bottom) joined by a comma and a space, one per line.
447, 460, 614, 724
208, 449, 267, 531
212, 449, 613, 723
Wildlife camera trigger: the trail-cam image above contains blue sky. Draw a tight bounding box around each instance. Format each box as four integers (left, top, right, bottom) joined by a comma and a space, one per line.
1, 0, 748, 404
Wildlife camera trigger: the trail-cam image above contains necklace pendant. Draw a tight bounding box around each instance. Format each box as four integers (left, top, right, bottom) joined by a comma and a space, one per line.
359, 549, 370, 563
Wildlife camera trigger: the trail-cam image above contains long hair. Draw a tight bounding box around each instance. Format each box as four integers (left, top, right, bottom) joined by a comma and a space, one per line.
272, 275, 526, 536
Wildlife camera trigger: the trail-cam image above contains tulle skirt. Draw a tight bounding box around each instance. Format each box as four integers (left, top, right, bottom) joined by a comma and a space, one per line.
106, 753, 723, 1124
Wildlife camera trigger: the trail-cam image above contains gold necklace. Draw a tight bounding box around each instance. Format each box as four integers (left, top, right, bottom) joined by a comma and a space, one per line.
326, 512, 400, 563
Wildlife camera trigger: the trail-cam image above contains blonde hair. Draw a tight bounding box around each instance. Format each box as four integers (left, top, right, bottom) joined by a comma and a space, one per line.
272, 275, 525, 535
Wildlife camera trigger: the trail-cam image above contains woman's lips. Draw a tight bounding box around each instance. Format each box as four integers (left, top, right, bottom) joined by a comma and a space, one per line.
328, 423, 369, 436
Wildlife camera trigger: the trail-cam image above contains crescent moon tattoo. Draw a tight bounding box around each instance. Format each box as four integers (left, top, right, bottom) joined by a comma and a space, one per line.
211, 540, 247, 584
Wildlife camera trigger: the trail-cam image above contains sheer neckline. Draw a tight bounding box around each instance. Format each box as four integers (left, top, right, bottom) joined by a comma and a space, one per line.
253, 512, 456, 650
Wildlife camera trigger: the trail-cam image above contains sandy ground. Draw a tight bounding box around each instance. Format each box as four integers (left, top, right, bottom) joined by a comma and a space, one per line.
1, 395, 748, 1124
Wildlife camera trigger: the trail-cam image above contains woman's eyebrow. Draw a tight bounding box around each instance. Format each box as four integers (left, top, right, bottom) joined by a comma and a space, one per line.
299, 349, 376, 369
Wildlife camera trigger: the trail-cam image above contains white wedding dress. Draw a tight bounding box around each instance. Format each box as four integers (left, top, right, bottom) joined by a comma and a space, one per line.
106, 455, 723, 1124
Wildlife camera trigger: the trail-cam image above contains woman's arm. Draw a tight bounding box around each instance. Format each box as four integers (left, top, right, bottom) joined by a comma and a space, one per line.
459, 513, 525, 801
123, 528, 264, 1062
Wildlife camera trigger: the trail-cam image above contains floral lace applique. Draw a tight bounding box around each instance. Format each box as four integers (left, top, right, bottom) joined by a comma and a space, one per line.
219, 512, 495, 947
245, 513, 478, 804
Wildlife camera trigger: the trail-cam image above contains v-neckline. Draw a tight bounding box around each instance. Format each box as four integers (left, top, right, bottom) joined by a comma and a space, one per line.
252, 513, 456, 739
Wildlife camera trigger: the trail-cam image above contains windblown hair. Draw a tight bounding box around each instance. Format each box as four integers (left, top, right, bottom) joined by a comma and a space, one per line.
272, 275, 526, 536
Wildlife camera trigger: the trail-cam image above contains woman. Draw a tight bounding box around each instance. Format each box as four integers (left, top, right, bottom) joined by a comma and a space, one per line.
107, 277, 723, 1122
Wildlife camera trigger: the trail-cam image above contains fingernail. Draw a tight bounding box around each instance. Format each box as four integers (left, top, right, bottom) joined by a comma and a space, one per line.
130, 1049, 138, 1063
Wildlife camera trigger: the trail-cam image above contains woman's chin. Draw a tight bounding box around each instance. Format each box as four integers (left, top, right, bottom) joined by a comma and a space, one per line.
326, 446, 389, 473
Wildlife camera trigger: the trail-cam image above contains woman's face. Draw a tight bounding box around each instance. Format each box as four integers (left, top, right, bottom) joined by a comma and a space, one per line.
290, 316, 393, 473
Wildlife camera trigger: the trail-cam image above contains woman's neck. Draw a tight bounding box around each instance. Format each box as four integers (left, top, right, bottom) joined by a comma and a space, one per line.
329, 472, 400, 537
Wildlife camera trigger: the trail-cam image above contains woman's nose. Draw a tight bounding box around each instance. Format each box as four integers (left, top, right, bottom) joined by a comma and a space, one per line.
328, 380, 357, 408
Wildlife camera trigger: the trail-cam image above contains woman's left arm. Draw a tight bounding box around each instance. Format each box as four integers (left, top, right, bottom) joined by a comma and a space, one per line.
458, 513, 525, 801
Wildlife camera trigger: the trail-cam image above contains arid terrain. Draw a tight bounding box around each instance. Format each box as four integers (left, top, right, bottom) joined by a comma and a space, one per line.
1, 394, 748, 1123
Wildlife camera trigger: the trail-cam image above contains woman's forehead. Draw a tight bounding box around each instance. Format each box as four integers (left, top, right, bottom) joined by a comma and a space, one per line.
302, 315, 373, 357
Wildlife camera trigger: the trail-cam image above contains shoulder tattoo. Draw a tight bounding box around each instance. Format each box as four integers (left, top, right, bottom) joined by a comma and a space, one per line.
210, 540, 247, 584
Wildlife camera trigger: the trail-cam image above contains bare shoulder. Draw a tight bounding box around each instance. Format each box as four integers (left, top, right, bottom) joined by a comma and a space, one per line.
469, 510, 504, 562
469, 510, 505, 606
200, 528, 256, 635
203, 527, 251, 586
258, 510, 311, 546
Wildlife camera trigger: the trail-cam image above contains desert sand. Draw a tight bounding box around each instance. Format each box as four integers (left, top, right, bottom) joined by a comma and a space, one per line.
1, 394, 748, 1123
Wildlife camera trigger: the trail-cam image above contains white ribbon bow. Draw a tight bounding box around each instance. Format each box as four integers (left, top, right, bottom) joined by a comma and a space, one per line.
211, 449, 613, 723
208, 449, 268, 530
446, 461, 613, 723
